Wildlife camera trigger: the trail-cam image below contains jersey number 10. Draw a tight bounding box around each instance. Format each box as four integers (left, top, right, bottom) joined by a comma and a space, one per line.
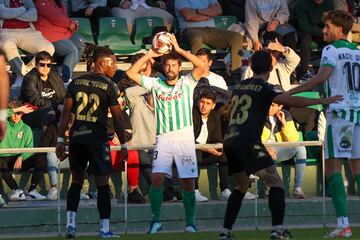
343, 62, 360, 92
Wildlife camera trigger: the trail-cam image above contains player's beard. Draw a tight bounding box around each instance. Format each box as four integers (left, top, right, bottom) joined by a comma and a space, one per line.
166, 71, 178, 81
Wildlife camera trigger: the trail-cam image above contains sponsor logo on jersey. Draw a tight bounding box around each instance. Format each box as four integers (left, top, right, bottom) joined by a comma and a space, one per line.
157, 92, 183, 102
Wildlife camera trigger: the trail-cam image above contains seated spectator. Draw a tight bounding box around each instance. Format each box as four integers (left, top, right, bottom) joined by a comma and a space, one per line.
19, 51, 65, 199
175, 0, 243, 75
107, 82, 146, 204
0, 0, 55, 76
245, 0, 296, 51
0, 101, 47, 201
218, 0, 246, 23
242, 37, 300, 91
196, 48, 228, 90
34, 0, 85, 84
193, 91, 231, 202
109, 0, 174, 36
70, 0, 111, 41
262, 100, 307, 198
293, 0, 333, 81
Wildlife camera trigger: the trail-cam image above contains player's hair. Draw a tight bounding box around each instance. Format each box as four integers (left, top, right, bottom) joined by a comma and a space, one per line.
196, 48, 212, 61
35, 51, 53, 64
250, 50, 272, 75
92, 46, 115, 63
200, 90, 217, 103
323, 10, 354, 34
131, 53, 145, 65
161, 51, 182, 66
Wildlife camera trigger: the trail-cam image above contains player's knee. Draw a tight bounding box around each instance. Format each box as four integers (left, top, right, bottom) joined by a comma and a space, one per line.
181, 179, 195, 192
151, 173, 164, 187
265, 174, 282, 188
234, 183, 249, 193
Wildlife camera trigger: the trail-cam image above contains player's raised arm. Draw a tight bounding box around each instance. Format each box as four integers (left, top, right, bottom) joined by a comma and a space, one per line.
273, 93, 343, 108
168, 33, 205, 80
126, 49, 163, 85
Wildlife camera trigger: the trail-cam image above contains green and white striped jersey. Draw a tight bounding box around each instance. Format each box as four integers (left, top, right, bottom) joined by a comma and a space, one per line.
140, 74, 198, 135
320, 39, 360, 124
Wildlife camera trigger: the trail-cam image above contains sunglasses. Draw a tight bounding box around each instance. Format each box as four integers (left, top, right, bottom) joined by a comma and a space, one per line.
15, 112, 24, 115
38, 62, 52, 68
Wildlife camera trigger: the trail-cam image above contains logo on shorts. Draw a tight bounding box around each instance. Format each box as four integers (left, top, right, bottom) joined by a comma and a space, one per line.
180, 155, 195, 167
340, 140, 351, 149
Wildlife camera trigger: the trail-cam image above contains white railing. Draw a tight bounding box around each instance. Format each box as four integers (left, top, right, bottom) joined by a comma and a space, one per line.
0, 141, 326, 236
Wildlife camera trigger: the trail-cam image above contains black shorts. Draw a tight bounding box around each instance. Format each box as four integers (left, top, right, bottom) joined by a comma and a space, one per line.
69, 142, 111, 175
224, 139, 274, 176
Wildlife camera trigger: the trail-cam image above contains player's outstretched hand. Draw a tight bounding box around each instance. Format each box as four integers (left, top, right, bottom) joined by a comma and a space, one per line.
320, 95, 344, 105
56, 142, 67, 161
148, 48, 164, 58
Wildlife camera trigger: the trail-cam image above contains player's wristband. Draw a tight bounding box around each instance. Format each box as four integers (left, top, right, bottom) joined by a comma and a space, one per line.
0, 109, 6, 122
57, 137, 65, 143
121, 143, 127, 149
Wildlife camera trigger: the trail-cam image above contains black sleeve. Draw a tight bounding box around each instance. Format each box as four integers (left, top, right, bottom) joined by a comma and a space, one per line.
262, 82, 281, 104
107, 82, 121, 107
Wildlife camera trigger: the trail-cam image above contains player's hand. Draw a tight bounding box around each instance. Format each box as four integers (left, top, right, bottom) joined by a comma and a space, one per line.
266, 147, 277, 160
85, 6, 94, 16
267, 38, 285, 53
121, 144, 128, 162
253, 41, 263, 51
207, 148, 223, 157
120, 0, 132, 9
267, 19, 280, 32
320, 95, 344, 105
112, 135, 120, 145
16, 105, 34, 114
148, 48, 164, 58
13, 157, 22, 171
56, 143, 67, 161
276, 110, 286, 127
0, 121, 6, 142
168, 33, 181, 52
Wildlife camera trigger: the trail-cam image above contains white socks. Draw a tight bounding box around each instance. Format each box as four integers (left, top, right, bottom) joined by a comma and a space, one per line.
100, 219, 110, 233
66, 211, 76, 228
337, 216, 349, 227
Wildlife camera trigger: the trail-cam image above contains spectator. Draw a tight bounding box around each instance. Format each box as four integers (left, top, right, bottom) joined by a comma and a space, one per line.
245, 0, 296, 51
196, 48, 228, 90
34, 0, 85, 84
0, 101, 47, 201
19, 51, 65, 200
70, 0, 111, 41
0, 50, 9, 142
262, 100, 307, 198
242, 37, 300, 91
175, 0, 243, 75
107, 82, 146, 204
218, 0, 246, 23
0, 0, 55, 76
109, 0, 174, 36
293, 0, 333, 81
193, 91, 231, 202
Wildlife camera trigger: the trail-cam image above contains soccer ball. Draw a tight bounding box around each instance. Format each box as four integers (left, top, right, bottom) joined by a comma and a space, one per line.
152, 31, 172, 54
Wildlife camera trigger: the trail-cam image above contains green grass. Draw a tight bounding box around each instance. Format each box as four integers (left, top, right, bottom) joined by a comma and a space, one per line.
5, 228, 360, 240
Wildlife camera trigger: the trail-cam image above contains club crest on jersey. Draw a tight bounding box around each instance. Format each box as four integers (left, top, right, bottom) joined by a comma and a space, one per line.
157, 92, 182, 102
17, 131, 23, 139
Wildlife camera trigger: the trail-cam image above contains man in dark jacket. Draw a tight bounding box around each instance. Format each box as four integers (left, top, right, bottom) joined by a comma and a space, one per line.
193, 90, 231, 202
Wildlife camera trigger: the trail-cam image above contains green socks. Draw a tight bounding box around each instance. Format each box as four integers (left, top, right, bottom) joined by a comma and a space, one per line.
354, 174, 360, 196
329, 173, 347, 217
149, 186, 163, 222
183, 190, 196, 225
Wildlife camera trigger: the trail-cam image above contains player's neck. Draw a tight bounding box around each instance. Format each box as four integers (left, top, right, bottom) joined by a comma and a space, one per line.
253, 73, 269, 81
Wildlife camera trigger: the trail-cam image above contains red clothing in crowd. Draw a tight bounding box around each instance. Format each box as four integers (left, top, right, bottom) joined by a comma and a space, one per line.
2, 0, 30, 29
33, 0, 76, 42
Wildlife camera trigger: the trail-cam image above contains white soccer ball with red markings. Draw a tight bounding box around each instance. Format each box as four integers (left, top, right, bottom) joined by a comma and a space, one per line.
152, 31, 172, 54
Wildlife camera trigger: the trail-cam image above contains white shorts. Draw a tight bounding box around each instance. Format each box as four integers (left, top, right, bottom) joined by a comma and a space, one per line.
152, 137, 198, 179
325, 112, 360, 159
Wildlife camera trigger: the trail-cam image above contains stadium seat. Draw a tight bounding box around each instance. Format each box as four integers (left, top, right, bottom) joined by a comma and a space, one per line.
71, 17, 95, 44
214, 15, 237, 30
98, 17, 141, 55
133, 16, 164, 47
293, 91, 323, 111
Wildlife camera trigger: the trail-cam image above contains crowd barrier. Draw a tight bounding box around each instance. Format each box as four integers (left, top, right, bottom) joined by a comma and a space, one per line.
0, 141, 324, 236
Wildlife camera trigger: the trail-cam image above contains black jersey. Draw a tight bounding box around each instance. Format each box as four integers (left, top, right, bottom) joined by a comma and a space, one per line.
66, 73, 120, 143
224, 78, 280, 142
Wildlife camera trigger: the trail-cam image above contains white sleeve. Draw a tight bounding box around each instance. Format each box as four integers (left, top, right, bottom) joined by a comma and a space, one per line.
140, 75, 158, 92
320, 45, 337, 68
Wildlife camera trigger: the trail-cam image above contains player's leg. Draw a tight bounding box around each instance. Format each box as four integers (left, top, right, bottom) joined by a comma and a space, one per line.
66, 143, 88, 238
148, 139, 173, 233
324, 114, 353, 238
218, 171, 250, 240
173, 140, 198, 232
257, 165, 292, 239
